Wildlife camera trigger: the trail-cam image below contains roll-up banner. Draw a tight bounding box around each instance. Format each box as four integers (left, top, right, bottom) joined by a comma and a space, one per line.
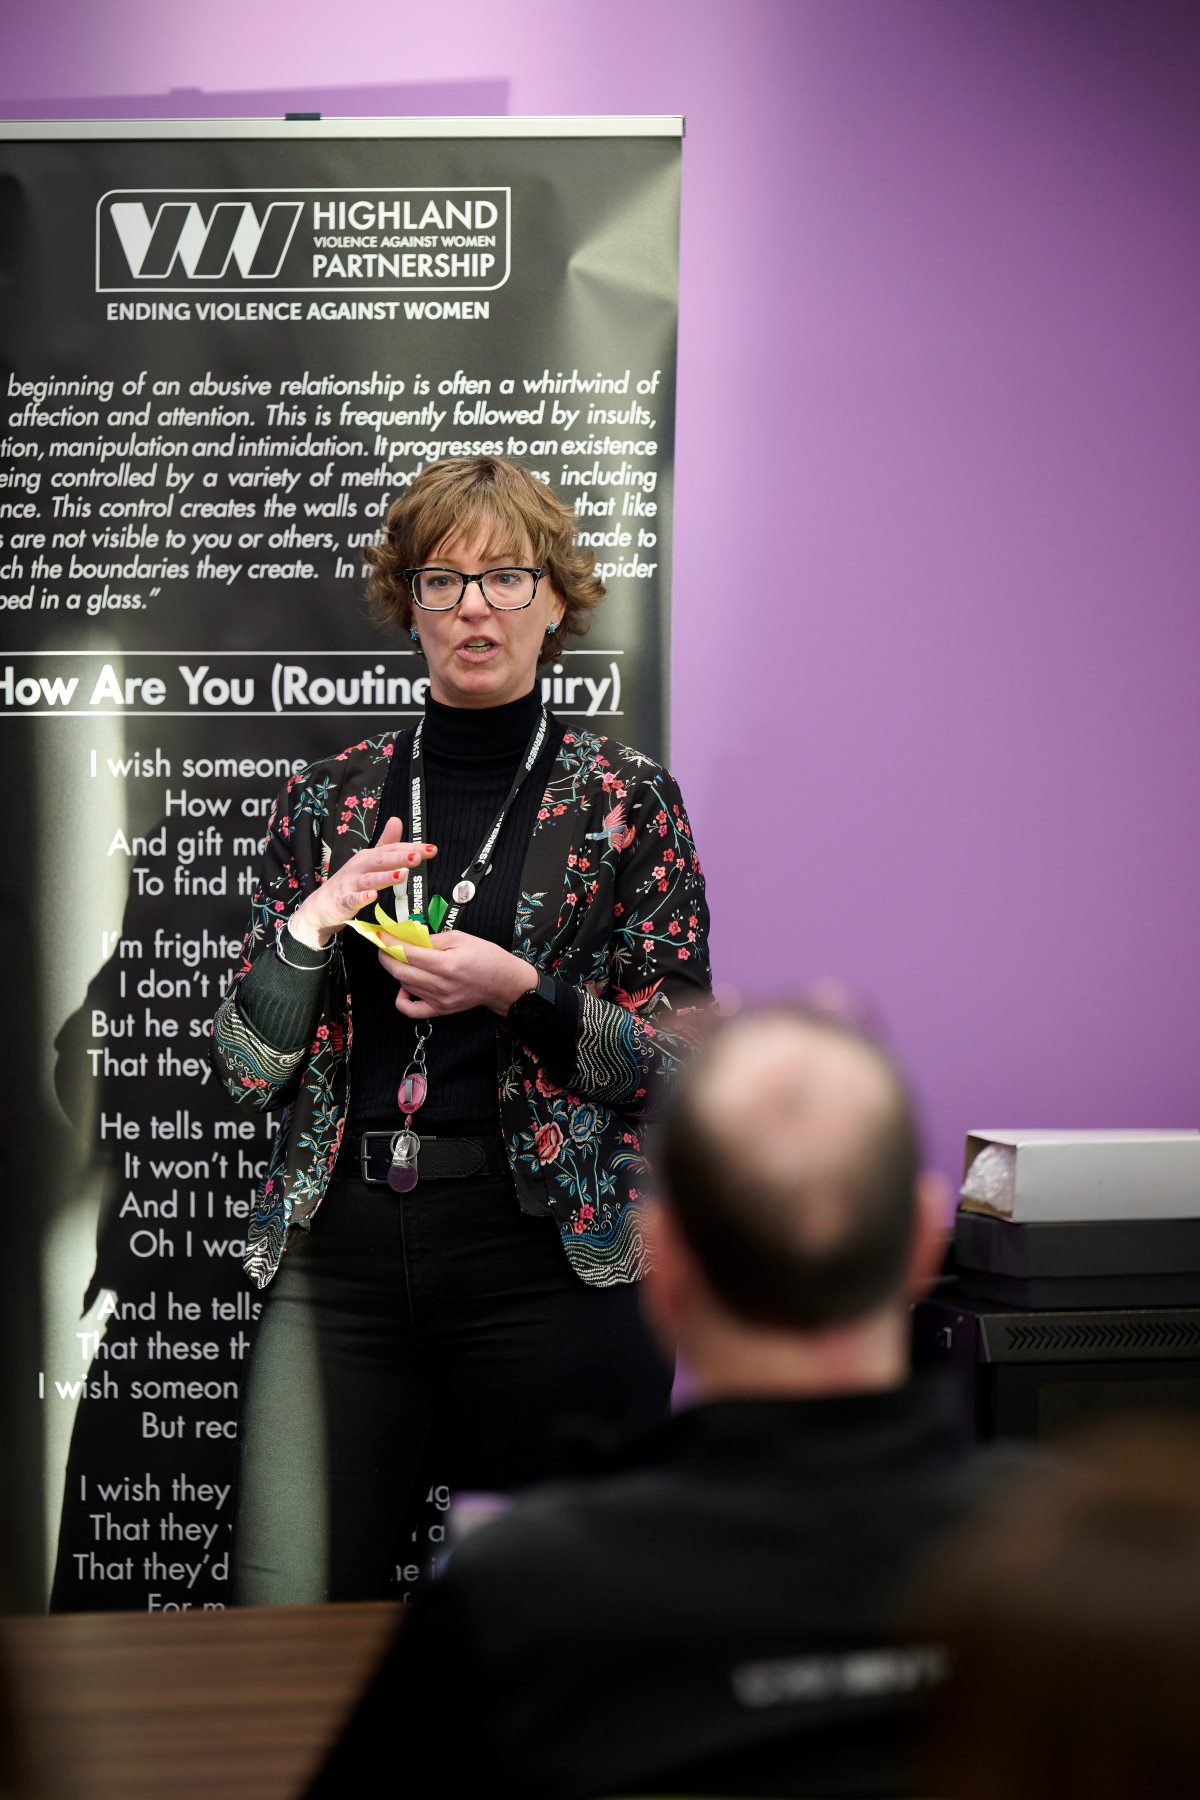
0, 118, 681, 1611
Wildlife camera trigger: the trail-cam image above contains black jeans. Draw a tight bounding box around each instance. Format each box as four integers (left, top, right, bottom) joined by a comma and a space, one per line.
233, 1159, 672, 1603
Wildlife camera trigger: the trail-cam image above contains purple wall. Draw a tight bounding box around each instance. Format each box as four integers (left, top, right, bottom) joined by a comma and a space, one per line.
2, 0, 1197, 1189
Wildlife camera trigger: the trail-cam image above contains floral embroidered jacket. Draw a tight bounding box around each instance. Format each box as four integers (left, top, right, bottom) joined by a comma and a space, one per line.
211, 722, 712, 1291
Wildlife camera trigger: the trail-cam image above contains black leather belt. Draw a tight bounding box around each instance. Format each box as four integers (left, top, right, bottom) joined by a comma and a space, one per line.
344, 1130, 509, 1186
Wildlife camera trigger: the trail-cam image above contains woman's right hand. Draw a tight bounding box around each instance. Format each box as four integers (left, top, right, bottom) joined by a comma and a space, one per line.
288, 816, 438, 950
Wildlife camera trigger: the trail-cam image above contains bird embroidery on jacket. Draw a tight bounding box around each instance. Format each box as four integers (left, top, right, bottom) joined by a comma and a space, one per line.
611, 978, 666, 1013
586, 800, 636, 853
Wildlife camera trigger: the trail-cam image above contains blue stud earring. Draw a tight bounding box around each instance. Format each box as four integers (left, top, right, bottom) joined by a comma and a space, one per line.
547, 621, 557, 636
409, 627, 419, 642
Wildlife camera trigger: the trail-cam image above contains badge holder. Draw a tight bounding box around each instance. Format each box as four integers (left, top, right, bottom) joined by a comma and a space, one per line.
388, 1022, 431, 1192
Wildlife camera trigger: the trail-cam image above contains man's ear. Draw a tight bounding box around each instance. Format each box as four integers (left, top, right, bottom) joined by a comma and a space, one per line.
905, 1169, 952, 1303
640, 1196, 693, 1350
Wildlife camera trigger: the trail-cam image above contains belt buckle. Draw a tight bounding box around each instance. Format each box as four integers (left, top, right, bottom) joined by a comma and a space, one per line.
359, 1130, 421, 1186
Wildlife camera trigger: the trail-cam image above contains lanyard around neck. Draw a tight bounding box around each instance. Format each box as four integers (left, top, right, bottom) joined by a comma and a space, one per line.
407, 705, 549, 932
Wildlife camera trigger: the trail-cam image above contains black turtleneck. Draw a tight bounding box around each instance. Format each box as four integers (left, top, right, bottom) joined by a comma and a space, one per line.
235, 687, 575, 1136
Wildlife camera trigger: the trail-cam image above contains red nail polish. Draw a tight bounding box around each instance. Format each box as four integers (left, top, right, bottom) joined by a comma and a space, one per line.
406, 852, 418, 864
392, 870, 403, 881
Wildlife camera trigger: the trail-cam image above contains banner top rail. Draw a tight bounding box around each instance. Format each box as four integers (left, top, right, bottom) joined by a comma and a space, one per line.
0, 115, 685, 141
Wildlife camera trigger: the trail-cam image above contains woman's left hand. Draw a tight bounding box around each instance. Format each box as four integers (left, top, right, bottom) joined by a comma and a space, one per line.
378, 932, 537, 1019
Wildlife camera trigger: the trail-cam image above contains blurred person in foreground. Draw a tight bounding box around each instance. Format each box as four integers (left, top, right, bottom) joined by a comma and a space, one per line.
918, 1418, 1200, 1800
310, 1002, 1003, 1799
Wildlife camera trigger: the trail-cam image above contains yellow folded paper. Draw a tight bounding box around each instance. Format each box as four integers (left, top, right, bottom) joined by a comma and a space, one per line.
345, 918, 409, 962
344, 908, 434, 964
372, 905, 432, 948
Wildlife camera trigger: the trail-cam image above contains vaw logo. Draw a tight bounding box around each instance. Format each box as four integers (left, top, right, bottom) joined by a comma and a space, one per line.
97, 186, 511, 293
97, 192, 303, 288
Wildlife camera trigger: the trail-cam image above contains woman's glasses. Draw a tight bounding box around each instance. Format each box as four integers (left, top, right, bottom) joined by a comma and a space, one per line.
405, 566, 545, 611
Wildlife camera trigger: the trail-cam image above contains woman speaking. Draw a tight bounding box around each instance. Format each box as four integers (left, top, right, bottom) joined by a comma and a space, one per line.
212, 456, 712, 1602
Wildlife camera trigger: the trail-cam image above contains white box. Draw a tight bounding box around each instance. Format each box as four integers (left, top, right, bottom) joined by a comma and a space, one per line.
960, 1130, 1200, 1224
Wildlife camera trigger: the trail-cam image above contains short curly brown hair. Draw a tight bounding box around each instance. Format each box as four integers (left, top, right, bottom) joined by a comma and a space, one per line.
364, 457, 606, 664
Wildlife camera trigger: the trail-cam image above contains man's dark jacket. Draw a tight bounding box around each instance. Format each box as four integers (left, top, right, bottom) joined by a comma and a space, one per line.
310, 1377, 993, 1797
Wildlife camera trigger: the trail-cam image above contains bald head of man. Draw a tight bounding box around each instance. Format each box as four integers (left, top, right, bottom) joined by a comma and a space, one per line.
646, 1005, 946, 1392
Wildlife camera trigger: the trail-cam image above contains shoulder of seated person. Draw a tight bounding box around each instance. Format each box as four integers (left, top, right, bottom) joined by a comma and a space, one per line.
445, 1468, 675, 1583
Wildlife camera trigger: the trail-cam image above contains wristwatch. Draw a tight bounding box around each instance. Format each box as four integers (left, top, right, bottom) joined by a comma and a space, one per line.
507, 968, 558, 1034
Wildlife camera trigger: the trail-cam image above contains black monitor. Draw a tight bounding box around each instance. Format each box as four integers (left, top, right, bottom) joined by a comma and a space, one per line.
914, 1286, 1200, 1444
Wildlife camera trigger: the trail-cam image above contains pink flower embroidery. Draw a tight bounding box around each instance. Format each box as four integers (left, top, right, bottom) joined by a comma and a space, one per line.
535, 1121, 564, 1165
